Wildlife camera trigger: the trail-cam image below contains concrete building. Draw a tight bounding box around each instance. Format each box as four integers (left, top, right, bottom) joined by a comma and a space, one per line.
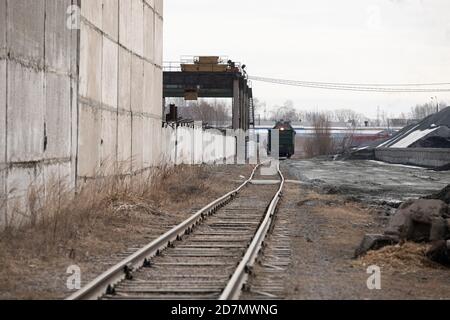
0, 0, 164, 225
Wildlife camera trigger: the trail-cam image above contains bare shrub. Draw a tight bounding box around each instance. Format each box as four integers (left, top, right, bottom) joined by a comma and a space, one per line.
303, 112, 336, 158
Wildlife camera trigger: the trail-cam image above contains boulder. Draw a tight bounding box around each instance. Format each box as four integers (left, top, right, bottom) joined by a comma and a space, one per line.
385, 199, 448, 242
424, 185, 450, 205
355, 234, 400, 257
426, 240, 450, 266
430, 218, 449, 241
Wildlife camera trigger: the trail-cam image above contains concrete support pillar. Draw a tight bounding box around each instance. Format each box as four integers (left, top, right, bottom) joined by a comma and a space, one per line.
243, 87, 249, 131
240, 87, 245, 131
232, 78, 240, 130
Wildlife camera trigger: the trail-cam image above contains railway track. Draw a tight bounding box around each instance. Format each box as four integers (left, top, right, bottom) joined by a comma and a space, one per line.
68, 162, 285, 300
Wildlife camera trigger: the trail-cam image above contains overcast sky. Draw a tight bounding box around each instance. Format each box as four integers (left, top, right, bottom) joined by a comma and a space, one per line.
164, 0, 450, 118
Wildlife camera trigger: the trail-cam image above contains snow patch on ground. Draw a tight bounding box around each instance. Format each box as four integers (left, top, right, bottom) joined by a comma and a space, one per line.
377, 124, 420, 148
389, 127, 440, 148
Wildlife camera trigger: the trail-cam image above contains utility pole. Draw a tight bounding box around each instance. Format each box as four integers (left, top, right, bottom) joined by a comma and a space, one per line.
376, 106, 380, 127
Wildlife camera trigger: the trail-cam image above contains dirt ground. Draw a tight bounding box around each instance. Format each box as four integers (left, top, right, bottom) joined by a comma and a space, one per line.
280, 162, 450, 300
0, 165, 253, 300
2, 160, 449, 300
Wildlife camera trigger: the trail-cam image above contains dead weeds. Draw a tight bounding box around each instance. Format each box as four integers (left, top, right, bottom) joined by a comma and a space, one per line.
355, 243, 446, 272
0, 163, 252, 299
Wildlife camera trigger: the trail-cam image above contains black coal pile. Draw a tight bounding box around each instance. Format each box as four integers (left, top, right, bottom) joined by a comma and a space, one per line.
376, 106, 450, 149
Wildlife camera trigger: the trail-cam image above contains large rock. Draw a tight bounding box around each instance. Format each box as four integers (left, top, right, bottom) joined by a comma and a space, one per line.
424, 185, 450, 204
355, 234, 399, 257
385, 199, 448, 242
430, 218, 449, 241
426, 240, 450, 266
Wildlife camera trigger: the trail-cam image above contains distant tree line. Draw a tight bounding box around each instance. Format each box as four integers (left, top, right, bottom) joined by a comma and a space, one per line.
263, 100, 369, 126
408, 101, 447, 120
166, 98, 231, 127
255, 99, 449, 127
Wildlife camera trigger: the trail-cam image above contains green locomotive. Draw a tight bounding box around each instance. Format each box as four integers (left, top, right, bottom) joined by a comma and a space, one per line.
267, 121, 296, 159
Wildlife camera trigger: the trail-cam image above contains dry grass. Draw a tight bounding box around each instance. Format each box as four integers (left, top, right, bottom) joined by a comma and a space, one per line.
0, 163, 252, 299
355, 243, 446, 272
0, 163, 213, 265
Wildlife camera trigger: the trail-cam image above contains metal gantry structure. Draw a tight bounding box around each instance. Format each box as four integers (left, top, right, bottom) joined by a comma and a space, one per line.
163, 57, 254, 131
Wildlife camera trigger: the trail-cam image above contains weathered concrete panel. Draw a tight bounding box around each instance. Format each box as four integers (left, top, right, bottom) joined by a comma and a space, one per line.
142, 117, 153, 168
143, 61, 154, 114
6, 165, 43, 223
118, 46, 131, 111
78, 104, 100, 177
153, 118, 162, 165
0, 169, 5, 226
131, 55, 144, 113
81, 0, 103, 30
132, 115, 143, 171
117, 113, 132, 172
7, 61, 44, 162
0, 0, 6, 56
375, 148, 450, 168
70, 12, 79, 77
8, 0, 45, 65
144, 0, 154, 9
143, 5, 155, 61
155, 0, 163, 16
100, 110, 117, 173
131, 0, 144, 57
119, 0, 132, 50
153, 65, 163, 116
79, 22, 102, 102
0, 0, 165, 224
0, 60, 5, 165
58, 161, 74, 189
45, 0, 72, 73
43, 162, 60, 184
154, 16, 163, 67
103, 0, 119, 41
102, 36, 118, 108
45, 72, 71, 159
70, 78, 78, 185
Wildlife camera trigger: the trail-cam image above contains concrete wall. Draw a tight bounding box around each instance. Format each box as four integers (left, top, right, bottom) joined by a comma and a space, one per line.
78, 0, 164, 177
375, 148, 450, 168
161, 124, 236, 165
0, 0, 237, 227
0, 0, 165, 226
0, 0, 78, 225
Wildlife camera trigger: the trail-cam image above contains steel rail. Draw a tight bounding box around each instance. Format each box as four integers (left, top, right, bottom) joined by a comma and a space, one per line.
67, 164, 261, 300
219, 161, 285, 300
